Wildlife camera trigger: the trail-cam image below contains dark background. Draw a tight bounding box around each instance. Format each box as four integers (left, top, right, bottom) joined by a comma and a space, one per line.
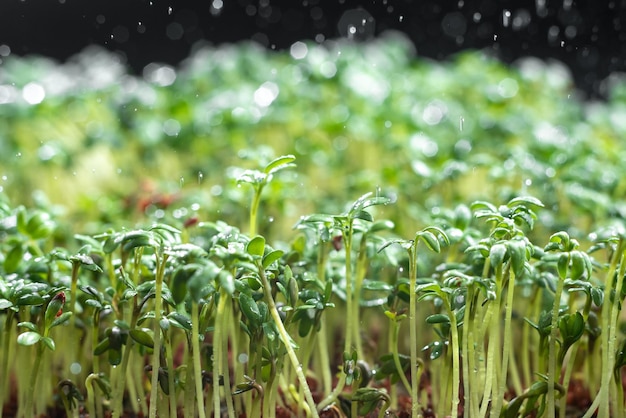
0, 0, 625, 98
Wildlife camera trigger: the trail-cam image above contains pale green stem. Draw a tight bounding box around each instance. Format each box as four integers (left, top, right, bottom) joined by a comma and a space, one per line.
607, 249, 626, 417
149, 253, 169, 418
316, 241, 332, 397
85, 374, 99, 418
559, 340, 580, 418
249, 185, 264, 237
547, 271, 565, 418
353, 236, 369, 360
391, 319, 412, 395
317, 224, 354, 410
112, 298, 139, 418
23, 344, 44, 417
493, 266, 514, 417
164, 330, 178, 417
521, 287, 540, 389
258, 265, 320, 418
583, 245, 624, 418
448, 300, 461, 418
0, 311, 15, 418
408, 244, 422, 418
220, 294, 235, 418
191, 302, 207, 418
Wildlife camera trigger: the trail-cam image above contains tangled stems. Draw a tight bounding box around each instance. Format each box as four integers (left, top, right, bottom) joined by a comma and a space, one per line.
256, 256, 319, 418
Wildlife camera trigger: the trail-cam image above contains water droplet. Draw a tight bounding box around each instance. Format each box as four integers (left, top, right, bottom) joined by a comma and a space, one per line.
22, 83, 45, 105
502, 9, 511, 27
459, 116, 465, 131
198, 171, 204, 184
399, 15, 403, 22
268, 216, 274, 223
180, 177, 185, 188
290, 41, 308, 60
70, 362, 82, 375
168, 6, 173, 14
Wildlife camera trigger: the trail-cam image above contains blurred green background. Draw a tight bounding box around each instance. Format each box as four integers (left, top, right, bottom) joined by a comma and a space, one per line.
2, 33, 626, 242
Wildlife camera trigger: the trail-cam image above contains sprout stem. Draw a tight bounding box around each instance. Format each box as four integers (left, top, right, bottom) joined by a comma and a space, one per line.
258, 263, 319, 418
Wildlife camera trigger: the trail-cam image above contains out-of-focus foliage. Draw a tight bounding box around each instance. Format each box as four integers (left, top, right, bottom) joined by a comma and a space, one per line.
1, 32, 625, 240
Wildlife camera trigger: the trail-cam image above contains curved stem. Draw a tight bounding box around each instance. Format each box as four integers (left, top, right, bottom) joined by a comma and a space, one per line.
391, 319, 412, 395
258, 264, 320, 418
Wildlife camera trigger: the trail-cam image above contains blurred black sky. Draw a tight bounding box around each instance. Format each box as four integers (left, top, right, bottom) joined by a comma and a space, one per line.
0, 0, 625, 98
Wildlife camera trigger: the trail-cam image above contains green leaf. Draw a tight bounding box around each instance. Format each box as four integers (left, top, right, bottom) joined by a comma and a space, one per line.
264, 154, 296, 175
569, 251, 589, 280
49, 312, 73, 329
368, 219, 395, 233
26, 211, 55, 239
352, 210, 373, 222
102, 236, 119, 254
94, 337, 110, 355
262, 250, 284, 269
361, 280, 393, 292
121, 232, 159, 252
17, 331, 41, 346
4, 244, 25, 273
507, 196, 544, 208
129, 328, 155, 348
417, 231, 441, 253
41, 336, 56, 351
489, 243, 507, 268
70, 253, 103, 272
45, 292, 66, 330
17, 321, 38, 332
557, 253, 569, 279
108, 347, 122, 366
246, 236, 266, 258
239, 293, 262, 328
219, 270, 235, 296
168, 312, 192, 331
426, 314, 451, 324
507, 239, 527, 277
0, 299, 13, 310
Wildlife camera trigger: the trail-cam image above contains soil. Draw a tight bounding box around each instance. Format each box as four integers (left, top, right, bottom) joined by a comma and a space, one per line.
0, 375, 600, 418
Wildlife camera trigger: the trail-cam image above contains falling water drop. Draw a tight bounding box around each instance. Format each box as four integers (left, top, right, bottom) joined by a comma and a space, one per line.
502, 9, 511, 27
